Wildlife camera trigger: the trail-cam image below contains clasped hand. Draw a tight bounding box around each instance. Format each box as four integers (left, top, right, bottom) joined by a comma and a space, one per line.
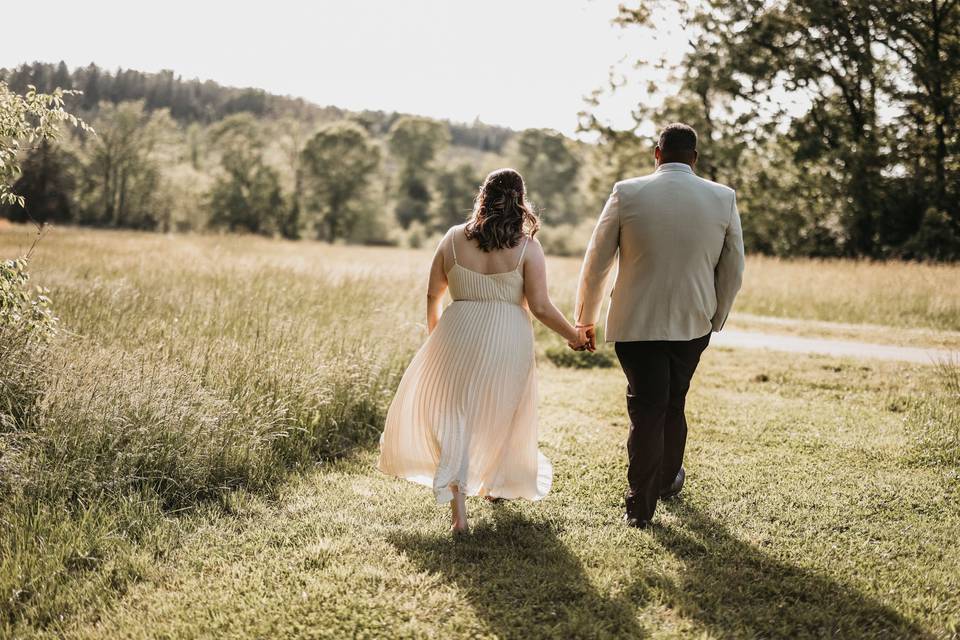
567, 324, 596, 352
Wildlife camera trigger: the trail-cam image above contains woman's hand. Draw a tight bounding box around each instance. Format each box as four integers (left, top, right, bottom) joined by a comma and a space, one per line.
567, 325, 589, 351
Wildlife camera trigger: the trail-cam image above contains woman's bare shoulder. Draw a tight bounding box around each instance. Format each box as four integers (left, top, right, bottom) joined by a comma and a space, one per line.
526, 235, 545, 255
437, 224, 462, 243
440, 224, 464, 242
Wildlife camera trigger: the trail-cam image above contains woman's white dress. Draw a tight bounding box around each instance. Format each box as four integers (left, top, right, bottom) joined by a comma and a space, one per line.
377, 239, 552, 503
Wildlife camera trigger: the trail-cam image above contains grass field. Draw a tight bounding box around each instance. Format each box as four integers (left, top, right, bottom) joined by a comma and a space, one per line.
1, 224, 958, 639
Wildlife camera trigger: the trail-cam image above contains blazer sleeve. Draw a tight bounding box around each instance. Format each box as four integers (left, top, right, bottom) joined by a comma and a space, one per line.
575, 187, 620, 326
711, 192, 745, 332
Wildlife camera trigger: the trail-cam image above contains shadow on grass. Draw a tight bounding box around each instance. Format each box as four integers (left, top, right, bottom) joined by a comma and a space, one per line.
646, 501, 931, 639
389, 508, 645, 639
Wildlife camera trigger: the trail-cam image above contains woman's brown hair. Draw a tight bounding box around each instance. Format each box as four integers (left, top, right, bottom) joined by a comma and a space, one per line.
465, 168, 540, 252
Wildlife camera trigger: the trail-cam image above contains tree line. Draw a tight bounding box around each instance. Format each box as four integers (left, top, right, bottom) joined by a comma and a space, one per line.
3, 42, 959, 260
1, 62, 514, 151
583, 0, 960, 260
1, 63, 589, 249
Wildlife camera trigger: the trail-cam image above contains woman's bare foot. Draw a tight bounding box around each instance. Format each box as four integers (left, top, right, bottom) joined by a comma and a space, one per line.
450, 485, 469, 534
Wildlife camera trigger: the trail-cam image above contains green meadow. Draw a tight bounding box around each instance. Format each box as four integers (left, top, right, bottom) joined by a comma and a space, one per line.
1, 225, 958, 639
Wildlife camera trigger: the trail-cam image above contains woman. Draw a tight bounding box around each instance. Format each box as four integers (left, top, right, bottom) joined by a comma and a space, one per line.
377, 168, 587, 534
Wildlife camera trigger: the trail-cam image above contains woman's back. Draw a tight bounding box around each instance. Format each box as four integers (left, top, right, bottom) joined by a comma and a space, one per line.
442, 224, 528, 275
444, 225, 528, 305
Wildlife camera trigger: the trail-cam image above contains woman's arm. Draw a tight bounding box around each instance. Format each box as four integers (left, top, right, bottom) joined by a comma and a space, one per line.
522, 238, 584, 346
426, 234, 450, 333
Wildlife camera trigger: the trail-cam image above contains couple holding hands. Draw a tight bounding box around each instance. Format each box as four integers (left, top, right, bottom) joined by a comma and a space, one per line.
378, 123, 745, 534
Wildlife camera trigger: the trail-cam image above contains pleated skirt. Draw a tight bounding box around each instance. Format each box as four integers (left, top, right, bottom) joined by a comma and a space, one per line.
377, 300, 552, 503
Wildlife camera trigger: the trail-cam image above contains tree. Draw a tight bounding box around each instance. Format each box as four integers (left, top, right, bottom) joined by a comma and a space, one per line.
207, 165, 283, 235
432, 163, 480, 231
871, 0, 960, 257
387, 116, 450, 168
873, 1, 959, 214
301, 121, 381, 241
79, 63, 102, 110
77, 101, 170, 229
514, 128, 581, 224
387, 116, 449, 228
0, 141, 77, 224
598, 0, 960, 259
206, 114, 284, 235
577, 125, 653, 214
51, 61, 71, 92
272, 116, 317, 240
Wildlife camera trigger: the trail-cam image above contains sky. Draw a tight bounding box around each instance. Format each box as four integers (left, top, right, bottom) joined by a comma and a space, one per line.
3, 0, 691, 137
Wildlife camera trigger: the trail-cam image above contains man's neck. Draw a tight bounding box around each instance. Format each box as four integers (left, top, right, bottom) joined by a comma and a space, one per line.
657, 160, 694, 168
656, 161, 695, 172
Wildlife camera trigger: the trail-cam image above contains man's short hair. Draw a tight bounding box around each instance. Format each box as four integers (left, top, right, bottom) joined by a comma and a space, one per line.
657, 123, 698, 153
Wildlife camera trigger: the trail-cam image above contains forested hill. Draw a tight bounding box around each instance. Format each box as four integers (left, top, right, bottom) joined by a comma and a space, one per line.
0, 61, 514, 153
1, 61, 589, 251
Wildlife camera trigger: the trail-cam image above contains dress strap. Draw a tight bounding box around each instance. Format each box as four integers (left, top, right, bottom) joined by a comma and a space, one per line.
515, 237, 529, 271
450, 229, 458, 264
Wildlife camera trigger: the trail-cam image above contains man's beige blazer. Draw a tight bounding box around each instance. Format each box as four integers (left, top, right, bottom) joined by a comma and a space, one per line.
575, 163, 745, 342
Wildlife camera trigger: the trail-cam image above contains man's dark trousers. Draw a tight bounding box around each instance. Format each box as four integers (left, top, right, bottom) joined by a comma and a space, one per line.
614, 332, 711, 521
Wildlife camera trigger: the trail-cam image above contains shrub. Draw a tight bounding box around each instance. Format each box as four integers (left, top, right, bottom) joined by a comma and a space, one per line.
0, 257, 58, 497
0, 257, 58, 337
545, 344, 616, 369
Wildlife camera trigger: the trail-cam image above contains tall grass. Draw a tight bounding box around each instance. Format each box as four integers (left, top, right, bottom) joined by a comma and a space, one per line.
0, 227, 424, 632
730, 255, 960, 331
907, 359, 960, 470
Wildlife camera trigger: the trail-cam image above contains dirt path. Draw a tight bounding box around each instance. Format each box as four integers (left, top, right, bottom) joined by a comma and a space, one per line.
712, 328, 957, 364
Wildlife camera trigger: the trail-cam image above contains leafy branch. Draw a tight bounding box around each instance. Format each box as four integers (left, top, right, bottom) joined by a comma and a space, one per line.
0, 81, 93, 209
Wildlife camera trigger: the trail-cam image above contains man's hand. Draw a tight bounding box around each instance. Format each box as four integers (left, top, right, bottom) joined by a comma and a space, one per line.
576, 324, 596, 352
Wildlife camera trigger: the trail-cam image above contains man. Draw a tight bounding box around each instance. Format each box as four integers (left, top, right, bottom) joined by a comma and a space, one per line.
574, 123, 745, 528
